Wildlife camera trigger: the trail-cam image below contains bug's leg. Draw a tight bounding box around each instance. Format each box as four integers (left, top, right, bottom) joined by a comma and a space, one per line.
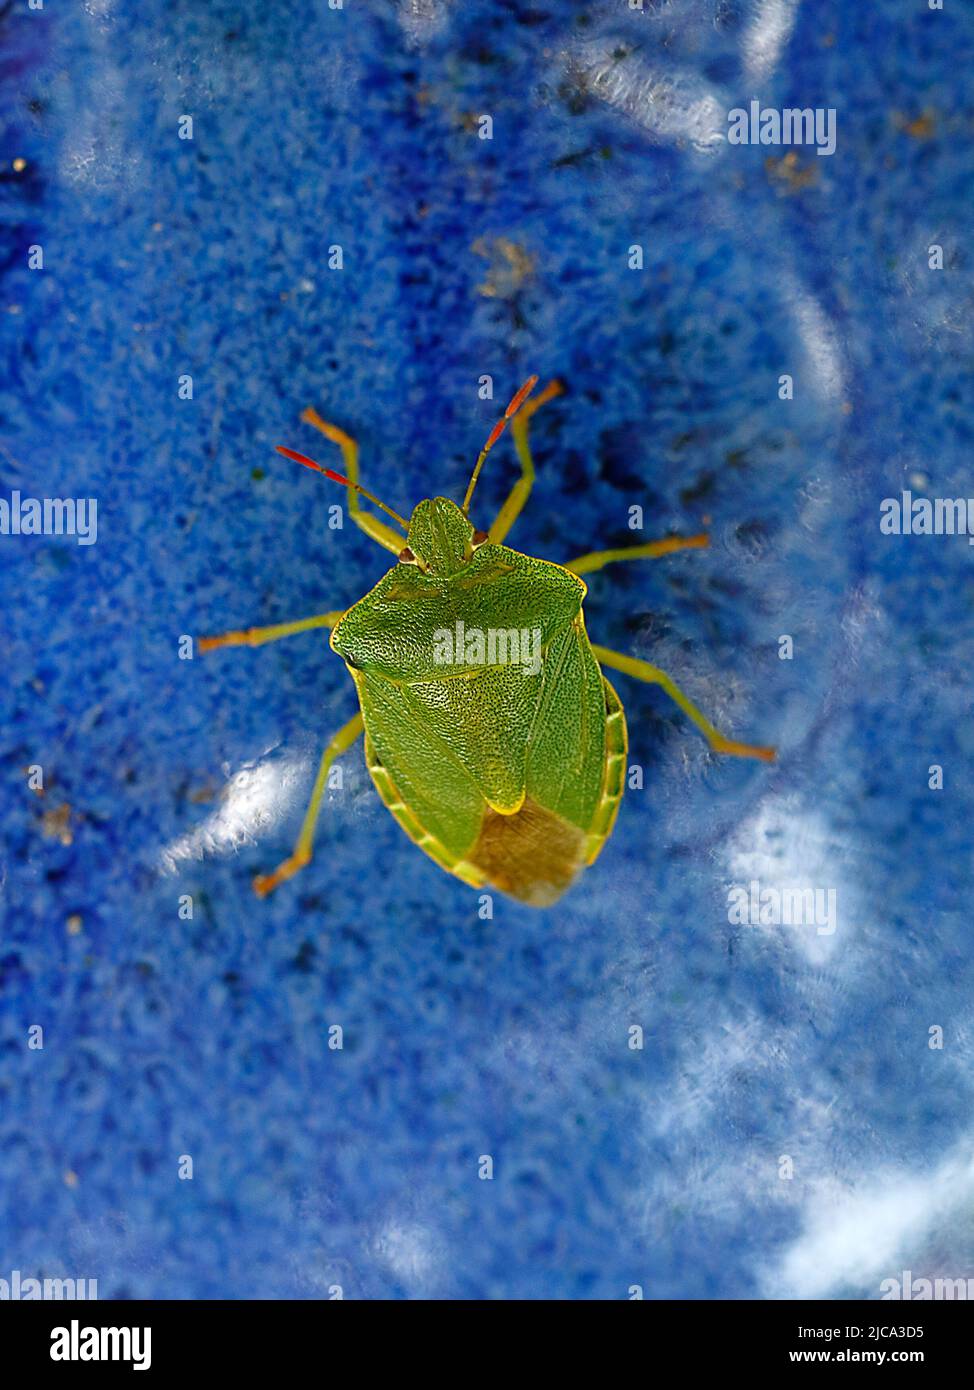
565, 533, 709, 575
300, 407, 405, 556
590, 644, 776, 762
488, 380, 564, 544
253, 711, 365, 897
198, 611, 344, 653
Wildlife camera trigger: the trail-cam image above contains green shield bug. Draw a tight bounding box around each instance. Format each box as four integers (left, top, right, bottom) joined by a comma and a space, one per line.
200, 377, 774, 906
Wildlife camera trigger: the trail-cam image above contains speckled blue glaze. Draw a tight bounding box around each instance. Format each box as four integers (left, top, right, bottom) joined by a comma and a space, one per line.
1, 0, 973, 1300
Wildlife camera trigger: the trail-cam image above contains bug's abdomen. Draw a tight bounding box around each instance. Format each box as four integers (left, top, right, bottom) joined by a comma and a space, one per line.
354, 633, 626, 906
523, 618, 608, 835
584, 678, 627, 866
467, 799, 589, 906
469, 669, 627, 904
363, 734, 488, 891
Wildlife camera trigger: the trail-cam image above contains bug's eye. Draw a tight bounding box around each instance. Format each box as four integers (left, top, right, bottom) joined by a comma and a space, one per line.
398, 546, 417, 564
471, 530, 489, 548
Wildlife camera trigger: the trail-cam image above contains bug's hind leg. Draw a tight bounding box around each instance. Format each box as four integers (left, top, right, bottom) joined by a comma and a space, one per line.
565, 533, 709, 575
253, 711, 364, 897
198, 611, 344, 653
591, 644, 775, 762
488, 379, 564, 544
301, 407, 405, 556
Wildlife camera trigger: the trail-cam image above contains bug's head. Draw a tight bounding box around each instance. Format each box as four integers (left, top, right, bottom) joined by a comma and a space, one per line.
399, 497, 484, 577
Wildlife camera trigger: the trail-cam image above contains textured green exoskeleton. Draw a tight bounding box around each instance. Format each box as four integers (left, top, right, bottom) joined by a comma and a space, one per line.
199, 378, 774, 906
331, 500, 621, 904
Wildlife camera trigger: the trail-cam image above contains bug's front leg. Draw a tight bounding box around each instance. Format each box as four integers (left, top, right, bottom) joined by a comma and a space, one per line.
300, 407, 406, 556
565, 533, 709, 576
253, 711, 365, 896
591, 644, 775, 762
198, 611, 345, 653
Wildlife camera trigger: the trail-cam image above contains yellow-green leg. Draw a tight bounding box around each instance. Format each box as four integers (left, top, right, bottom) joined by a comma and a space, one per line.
198, 611, 344, 653
253, 711, 365, 897
566, 533, 710, 575
488, 379, 564, 544
591, 644, 775, 762
301, 407, 405, 556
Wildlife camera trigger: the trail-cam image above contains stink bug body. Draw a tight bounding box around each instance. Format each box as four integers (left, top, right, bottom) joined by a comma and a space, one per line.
200, 378, 774, 906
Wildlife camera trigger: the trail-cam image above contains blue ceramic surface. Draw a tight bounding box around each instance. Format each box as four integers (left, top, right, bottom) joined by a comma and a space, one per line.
1, 0, 972, 1299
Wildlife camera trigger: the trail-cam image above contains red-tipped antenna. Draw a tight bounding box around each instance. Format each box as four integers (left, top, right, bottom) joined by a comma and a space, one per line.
275, 445, 409, 531
462, 374, 539, 515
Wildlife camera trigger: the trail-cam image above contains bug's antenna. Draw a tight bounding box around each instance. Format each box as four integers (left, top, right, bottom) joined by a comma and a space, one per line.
275, 446, 410, 532
461, 375, 539, 516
